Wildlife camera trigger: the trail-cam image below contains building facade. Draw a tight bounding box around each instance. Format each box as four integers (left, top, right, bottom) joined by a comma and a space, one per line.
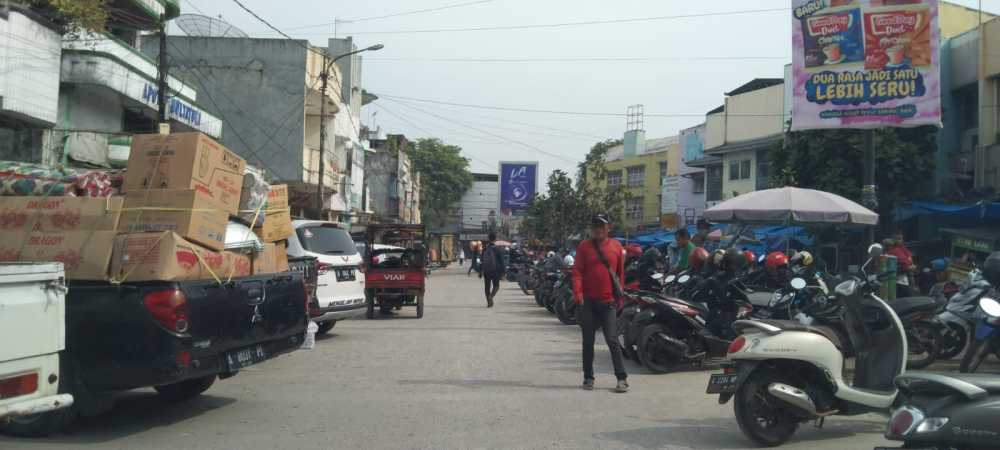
367, 134, 421, 224
602, 135, 676, 231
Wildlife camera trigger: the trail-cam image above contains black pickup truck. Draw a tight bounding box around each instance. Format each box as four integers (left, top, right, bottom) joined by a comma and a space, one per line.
3, 260, 312, 436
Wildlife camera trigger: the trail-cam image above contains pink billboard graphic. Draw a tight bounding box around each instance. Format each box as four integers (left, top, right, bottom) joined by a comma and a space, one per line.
791, 0, 941, 130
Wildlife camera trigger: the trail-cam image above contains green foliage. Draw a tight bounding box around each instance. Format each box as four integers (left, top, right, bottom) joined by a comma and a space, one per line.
406, 138, 474, 227
28, 0, 109, 32
768, 126, 937, 219
577, 139, 630, 231
522, 170, 586, 246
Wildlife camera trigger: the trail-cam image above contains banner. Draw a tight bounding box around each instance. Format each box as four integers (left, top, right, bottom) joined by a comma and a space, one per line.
498, 161, 538, 214
791, 0, 941, 130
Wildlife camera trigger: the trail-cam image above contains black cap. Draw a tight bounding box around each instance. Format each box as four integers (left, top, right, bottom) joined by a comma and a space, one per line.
591, 213, 610, 225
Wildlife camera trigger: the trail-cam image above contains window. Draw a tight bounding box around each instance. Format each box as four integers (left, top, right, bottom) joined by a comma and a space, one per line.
627, 166, 645, 187
729, 159, 752, 181
740, 160, 751, 179
659, 161, 668, 185
729, 161, 740, 181
607, 170, 623, 187
626, 197, 644, 220
706, 166, 723, 201
296, 224, 358, 255
691, 173, 705, 194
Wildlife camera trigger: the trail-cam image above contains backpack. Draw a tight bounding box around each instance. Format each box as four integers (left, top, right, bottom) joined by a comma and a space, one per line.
481, 245, 499, 274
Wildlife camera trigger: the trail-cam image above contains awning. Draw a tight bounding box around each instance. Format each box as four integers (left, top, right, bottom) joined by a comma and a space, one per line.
684, 155, 722, 168
894, 201, 1000, 223
704, 134, 782, 156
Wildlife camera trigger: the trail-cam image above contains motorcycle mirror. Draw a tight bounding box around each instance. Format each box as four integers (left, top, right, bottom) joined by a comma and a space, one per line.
790, 278, 807, 290
979, 297, 1000, 318
758, 254, 766, 263
665, 274, 676, 283
868, 243, 883, 258
678, 274, 691, 284
651, 273, 664, 280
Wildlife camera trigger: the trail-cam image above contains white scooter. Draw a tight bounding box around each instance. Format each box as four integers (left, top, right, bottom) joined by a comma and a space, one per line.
706, 244, 908, 447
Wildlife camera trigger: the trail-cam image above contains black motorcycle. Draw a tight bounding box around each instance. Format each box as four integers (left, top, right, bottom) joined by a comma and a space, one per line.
553, 271, 577, 325
885, 371, 1000, 450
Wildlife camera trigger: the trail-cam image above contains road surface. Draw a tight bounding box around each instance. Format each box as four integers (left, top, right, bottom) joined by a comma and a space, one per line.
1, 266, 895, 450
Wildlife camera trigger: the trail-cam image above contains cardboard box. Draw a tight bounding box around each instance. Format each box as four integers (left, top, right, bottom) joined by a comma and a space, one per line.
110, 231, 250, 282
0, 230, 117, 280
118, 189, 228, 251
255, 208, 293, 243
0, 197, 122, 232
124, 132, 246, 215
266, 184, 289, 209
252, 242, 290, 274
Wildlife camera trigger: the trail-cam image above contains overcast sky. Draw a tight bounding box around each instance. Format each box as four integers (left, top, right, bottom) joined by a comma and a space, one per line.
184, 0, 993, 181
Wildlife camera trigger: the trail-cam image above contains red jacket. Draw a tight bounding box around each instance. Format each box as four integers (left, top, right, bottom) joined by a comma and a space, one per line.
573, 238, 625, 305
888, 245, 914, 273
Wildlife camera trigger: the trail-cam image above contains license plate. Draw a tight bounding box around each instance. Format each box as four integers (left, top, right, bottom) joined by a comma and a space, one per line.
706, 373, 739, 394
225, 344, 267, 370
336, 268, 356, 282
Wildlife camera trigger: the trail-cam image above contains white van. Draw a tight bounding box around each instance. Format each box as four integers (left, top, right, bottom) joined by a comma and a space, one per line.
0, 263, 74, 437
286, 220, 366, 335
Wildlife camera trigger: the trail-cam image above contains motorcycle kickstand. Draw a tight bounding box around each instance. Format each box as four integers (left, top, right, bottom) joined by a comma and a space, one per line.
813, 417, 825, 429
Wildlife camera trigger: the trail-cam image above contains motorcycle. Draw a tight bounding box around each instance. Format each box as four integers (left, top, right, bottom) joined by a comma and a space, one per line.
959, 293, 1000, 373
884, 371, 1000, 450
893, 295, 943, 370
708, 244, 908, 447
553, 270, 577, 325
934, 268, 990, 360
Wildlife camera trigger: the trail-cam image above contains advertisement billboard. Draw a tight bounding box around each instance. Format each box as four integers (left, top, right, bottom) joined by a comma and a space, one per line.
791, 0, 941, 130
498, 161, 538, 214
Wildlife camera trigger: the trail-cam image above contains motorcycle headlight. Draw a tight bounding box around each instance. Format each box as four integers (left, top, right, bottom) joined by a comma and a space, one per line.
915, 417, 949, 434
979, 297, 1000, 319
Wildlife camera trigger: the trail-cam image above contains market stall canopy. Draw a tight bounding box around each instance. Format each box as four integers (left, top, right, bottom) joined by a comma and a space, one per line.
704, 187, 878, 226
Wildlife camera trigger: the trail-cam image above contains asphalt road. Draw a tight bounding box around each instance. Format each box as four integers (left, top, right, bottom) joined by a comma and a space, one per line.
2, 266, 897, 450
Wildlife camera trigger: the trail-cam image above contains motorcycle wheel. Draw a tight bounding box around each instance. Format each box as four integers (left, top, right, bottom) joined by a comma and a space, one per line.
544, 289, 556, 313
533, 285, 545, 307
733, 370, 800, 447
617, 314, 636, 360
937, 322, 967, 361
555, 295, 577, 325
906, 321, 942, 370
637, 323, 682, 374
960, 339, 992, 373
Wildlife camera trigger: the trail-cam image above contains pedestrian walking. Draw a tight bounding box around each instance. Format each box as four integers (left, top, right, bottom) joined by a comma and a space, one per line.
459, 247, 466, 266
468, 243, 480, 277
572, 213, 628, 393
479, 233, 505, 307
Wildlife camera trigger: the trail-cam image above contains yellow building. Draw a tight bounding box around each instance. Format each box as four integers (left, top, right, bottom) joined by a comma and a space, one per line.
601, 136, 680, 231
940, 2, 997, 39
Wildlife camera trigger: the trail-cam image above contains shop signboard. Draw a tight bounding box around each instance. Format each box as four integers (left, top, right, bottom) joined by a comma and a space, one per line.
791, 0, 941, 130
498, 162, 538, 214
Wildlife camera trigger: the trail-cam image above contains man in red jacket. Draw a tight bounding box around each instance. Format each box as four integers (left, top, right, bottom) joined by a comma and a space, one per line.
573, 213, 628, 392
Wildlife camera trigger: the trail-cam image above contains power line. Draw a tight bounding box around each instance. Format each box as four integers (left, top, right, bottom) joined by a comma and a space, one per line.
378, 93, 787, 118
370, 102, 508, 145
267, 0, 499, 33
366, 56, 788, 63
281, 7, 789, 35
367, 104, 495, 172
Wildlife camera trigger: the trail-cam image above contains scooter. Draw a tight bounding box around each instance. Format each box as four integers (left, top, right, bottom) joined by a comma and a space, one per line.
708, 244, 908, 447
959, 293, 1000, 373
934, 268, 990, 360
553, 270, 577, 325
884, 371, 1000, 449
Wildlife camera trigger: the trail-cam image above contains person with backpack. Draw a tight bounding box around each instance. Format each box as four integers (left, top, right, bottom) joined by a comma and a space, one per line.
479, 232, 505, 308
572, 213, 628, 393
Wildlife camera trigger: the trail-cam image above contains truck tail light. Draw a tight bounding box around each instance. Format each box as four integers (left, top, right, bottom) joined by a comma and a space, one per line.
0, 372, 38, 400
143, 289, 190, 333
317, 262, 332, 276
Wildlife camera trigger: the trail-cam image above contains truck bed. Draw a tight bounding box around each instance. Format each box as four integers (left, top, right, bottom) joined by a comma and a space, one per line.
66, 272, 307, 393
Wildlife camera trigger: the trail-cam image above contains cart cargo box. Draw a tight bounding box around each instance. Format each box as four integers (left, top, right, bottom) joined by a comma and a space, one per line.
0, 196, 122, 232
0, 230, 117, 280
110, 231, 250, 282
254, 185, 292, 242
252, 242, 289, 274
118, 189, 228, 251
123, 132, 245, 215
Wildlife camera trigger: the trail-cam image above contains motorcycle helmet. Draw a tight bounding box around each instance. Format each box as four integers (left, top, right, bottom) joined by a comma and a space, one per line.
791, 251, 814, 267
983, 252, 1000, 287
743, 250, 756, 266
626, 244, 643, 260
712, 249, 727, 268
930, 258, 949, 272
546, 251, 556, 259
689, 247, 709, 272
563, 254, 575, 267
765, 251, 789, 272
724, 248, 747, 272
640, 247, 662, 265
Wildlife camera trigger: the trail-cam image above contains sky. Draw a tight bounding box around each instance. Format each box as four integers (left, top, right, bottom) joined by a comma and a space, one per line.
182, 0, 993, 183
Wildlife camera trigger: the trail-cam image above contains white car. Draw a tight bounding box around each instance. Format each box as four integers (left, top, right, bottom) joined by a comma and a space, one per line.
286, 220, 366, 335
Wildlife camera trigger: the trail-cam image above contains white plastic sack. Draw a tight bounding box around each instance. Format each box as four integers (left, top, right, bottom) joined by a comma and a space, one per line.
300, 321, 319, 350
237, 170, 270, 227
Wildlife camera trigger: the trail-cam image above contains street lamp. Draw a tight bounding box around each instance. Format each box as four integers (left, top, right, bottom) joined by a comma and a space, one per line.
316, 43, 384, 219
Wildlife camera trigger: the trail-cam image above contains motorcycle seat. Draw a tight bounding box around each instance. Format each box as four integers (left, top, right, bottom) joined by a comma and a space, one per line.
891, 297, 938, 316
753, 319, 844, 350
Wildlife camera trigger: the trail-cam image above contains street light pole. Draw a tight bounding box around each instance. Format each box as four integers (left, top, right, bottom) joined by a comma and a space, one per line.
316, 44, 384, 219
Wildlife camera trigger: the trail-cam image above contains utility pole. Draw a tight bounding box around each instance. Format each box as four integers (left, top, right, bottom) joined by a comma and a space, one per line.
861, 129, 878, 244
316, 53, 330, 219
157, 14, 169, 133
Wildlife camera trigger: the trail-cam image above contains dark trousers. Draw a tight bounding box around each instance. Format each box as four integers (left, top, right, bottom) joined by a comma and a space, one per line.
579, 300, 627, 381
483, 273, 501, 300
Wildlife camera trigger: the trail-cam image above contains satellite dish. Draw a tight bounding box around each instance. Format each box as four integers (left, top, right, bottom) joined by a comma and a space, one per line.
175, 14, 249, 38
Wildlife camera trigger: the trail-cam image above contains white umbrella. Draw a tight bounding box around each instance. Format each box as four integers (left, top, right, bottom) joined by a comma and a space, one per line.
703, 187, 878, 226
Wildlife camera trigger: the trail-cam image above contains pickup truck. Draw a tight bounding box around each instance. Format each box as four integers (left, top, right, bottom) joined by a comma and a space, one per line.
2, 265, 309, 437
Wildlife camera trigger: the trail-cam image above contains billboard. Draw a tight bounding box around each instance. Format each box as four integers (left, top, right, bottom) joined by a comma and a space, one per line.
498, 161, 538, 214
791, 0, 941, 130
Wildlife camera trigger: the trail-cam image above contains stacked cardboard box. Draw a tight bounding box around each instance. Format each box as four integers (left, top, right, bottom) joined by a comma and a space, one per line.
0, 196, 123, 280
254, 184, 293, 243
109, 231, 251, 282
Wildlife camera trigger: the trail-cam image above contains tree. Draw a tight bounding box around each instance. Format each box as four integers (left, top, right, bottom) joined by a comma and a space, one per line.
521, 170, 586, 247
768, 126, 937, 223
28, 0, 109, 33
577, 139, 630, 231
406, 138, 474, 228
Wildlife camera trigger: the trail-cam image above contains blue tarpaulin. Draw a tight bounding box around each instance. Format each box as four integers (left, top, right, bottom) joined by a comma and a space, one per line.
894, 201, 1000, 223
616, 225, 814, 255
